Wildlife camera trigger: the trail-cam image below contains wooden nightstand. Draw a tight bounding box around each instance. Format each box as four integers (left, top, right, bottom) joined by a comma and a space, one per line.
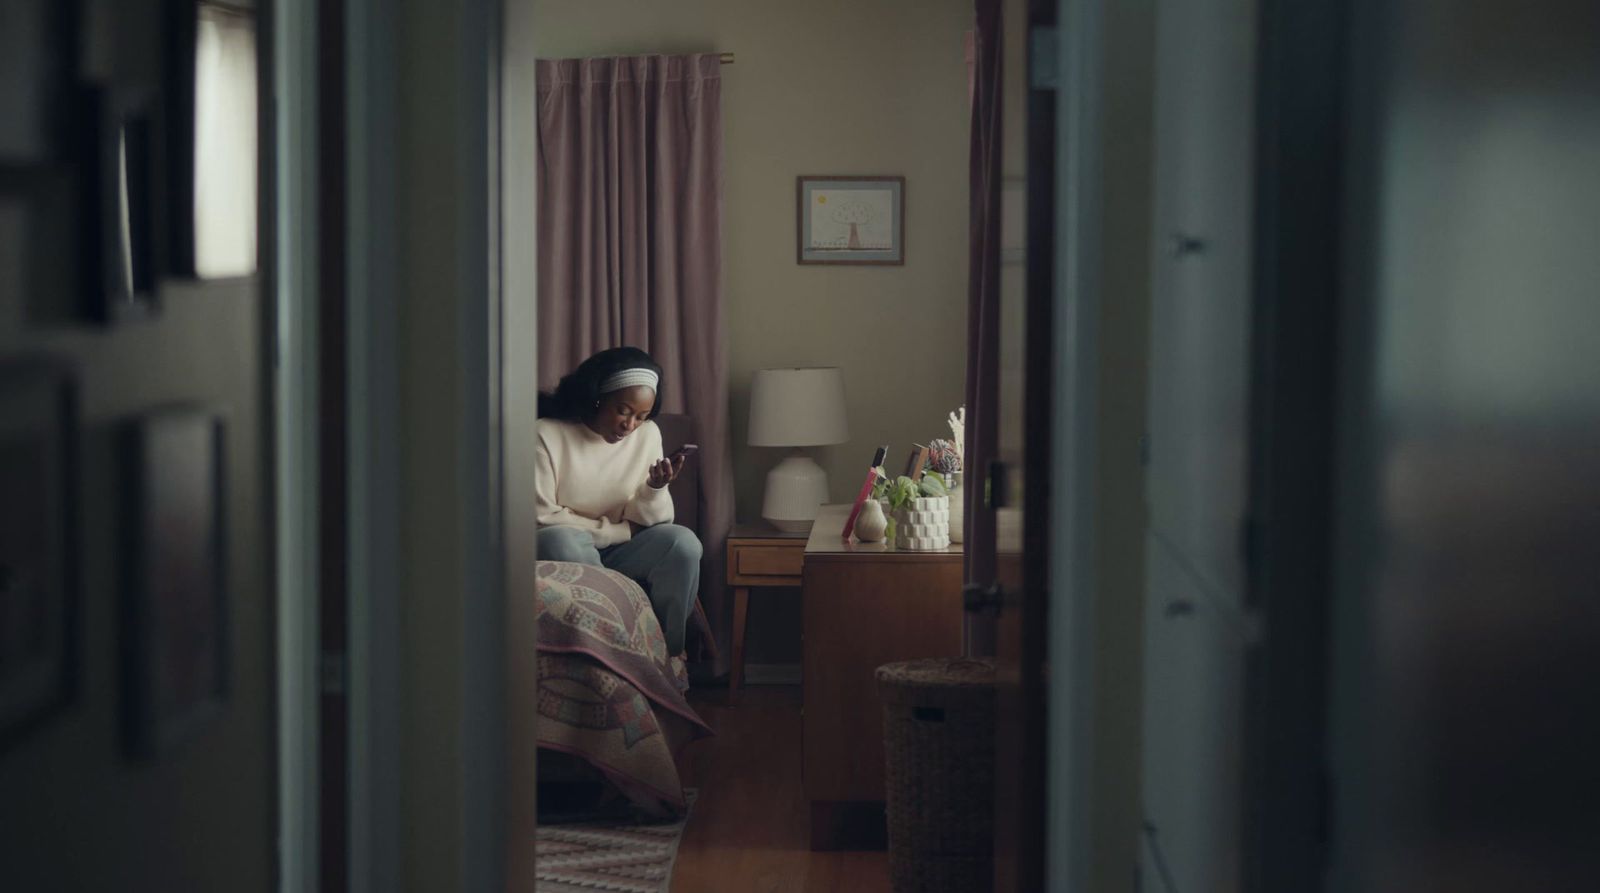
725, 523, 808, 705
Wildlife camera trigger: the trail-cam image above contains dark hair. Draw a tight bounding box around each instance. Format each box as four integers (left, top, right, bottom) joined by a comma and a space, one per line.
538, 346, 664, 421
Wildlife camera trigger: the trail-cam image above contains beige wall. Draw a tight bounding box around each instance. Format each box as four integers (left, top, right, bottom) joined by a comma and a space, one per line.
530, 0, 972, 663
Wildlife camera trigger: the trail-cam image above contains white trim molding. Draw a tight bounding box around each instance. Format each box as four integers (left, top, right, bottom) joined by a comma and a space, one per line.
1049, 0, 1105, 890
274, 0, 320, 887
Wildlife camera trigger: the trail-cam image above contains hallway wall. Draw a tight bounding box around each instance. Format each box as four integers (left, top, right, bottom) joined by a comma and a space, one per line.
392, 0, 501, 888
0, 3, 272, 889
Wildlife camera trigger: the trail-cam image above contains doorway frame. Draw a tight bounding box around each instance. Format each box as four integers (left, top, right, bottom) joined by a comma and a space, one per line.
1240, 0, 1347, 888
498, 0, 542, 886
1046, 0, 1106, 889
273, 0, 323, 887
276, 0, 510, 888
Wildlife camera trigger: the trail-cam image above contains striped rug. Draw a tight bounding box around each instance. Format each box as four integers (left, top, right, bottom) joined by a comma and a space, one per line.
535, 791, 696, 892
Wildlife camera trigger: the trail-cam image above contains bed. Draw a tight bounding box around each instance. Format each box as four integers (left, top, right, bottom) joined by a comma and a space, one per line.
536, 559, 711, 818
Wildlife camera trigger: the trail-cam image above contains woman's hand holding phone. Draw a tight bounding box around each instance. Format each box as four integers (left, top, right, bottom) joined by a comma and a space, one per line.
649, 443, 697, 489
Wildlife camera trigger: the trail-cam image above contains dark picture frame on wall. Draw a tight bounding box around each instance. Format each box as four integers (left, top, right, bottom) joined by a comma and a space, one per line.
0, 0, 79, 166
119, 407, 229, 758
797, 175, 906, 265
0, 1, 87, 328
0, 361, 81, 752
84, 85, 166, 324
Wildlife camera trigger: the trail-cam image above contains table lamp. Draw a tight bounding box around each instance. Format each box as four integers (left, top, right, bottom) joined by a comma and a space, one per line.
748, 367, 849, 532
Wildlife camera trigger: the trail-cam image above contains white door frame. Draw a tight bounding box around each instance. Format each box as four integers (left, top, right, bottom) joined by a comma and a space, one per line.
344, 0, 403, 888
273, 0, 321, 887
277, 0, 508, 888
1048, 0, 1106, 889
499, 0, 542, 885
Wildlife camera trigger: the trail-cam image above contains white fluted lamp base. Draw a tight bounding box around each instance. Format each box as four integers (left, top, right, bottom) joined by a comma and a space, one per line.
761, 454, 829, 532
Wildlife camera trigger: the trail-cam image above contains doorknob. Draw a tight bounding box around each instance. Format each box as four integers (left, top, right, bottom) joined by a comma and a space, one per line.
963, 582, 1004, 617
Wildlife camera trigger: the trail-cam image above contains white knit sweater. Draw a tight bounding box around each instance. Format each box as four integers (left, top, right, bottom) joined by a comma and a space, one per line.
535, 418, 675, 548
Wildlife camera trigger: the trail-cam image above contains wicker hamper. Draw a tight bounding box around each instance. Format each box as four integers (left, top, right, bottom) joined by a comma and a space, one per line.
876, 657, 996, 893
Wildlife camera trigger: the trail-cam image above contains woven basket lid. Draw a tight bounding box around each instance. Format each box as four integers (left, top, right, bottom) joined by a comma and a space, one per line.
875, 657, 995, 690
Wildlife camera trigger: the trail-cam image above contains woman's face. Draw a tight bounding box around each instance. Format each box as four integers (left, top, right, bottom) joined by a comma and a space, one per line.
587, 386, 656, 443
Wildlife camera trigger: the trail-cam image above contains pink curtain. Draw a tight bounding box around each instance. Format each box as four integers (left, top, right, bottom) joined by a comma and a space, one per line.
536, 54, 734, 672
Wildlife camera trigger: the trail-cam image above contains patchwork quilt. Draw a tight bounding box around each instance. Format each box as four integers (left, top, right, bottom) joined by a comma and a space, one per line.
536, 560, 712, 817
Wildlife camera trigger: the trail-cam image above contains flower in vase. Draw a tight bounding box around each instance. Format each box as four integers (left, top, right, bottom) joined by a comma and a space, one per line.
927, 438, 962, 475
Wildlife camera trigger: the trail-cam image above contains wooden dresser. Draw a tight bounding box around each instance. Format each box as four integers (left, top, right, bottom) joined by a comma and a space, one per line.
800, 504, 964, 849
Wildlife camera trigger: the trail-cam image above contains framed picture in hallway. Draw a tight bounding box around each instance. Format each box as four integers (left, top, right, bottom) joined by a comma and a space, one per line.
119, 407, 228, 758
85, 85, 165, 324
797, 175, 905, 265
0, 0, 77, 165
0, 362, 80, 751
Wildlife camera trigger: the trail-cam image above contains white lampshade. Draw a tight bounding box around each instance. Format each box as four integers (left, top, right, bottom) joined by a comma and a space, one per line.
747, 367, 849, 447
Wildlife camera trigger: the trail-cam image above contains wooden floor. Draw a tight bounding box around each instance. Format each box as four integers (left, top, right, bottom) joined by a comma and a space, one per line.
671, 686, 891, 893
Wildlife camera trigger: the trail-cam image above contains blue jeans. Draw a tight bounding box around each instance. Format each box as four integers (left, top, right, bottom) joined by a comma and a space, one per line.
537, 523, 702, 654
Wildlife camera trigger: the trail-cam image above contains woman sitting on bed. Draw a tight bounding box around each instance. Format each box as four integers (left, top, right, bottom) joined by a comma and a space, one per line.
536, 346, 701, 654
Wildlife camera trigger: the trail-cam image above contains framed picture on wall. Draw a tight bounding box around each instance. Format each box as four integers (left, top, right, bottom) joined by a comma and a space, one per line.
797, 175, 905, 265
0, 361, 80, 751
86, 85, 165, 324
0, 0, 78, 166
120, 407, 228, 758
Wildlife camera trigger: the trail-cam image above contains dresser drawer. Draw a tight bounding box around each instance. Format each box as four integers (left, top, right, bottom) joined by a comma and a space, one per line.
737, 545, 804, 579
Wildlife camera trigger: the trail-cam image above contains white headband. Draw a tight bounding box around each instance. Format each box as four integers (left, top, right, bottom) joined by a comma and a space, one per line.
599, 368, 660, 395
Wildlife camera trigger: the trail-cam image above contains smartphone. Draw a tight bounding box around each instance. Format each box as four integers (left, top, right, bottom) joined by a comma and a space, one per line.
670, 443, 700, 461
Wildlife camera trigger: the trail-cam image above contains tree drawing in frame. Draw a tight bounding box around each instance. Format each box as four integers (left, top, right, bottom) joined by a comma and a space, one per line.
830, 199, 876, 250
797, 176, 904, 265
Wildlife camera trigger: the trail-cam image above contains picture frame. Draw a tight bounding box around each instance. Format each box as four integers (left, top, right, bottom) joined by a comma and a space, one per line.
166, 0, 260, 279
0, 2, 84, 327
0, 0, 79, 166
85, 85, 166, 324
0, 361, 80, 752
797, 175, 905, 265
120, 407, 228, 758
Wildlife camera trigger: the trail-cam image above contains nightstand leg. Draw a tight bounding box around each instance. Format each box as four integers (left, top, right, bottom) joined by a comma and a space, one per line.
728, 586, 750, 706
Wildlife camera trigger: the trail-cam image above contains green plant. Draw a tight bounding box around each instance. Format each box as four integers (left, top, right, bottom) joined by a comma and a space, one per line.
872, 472, 950, 506
873, 475, 919, 511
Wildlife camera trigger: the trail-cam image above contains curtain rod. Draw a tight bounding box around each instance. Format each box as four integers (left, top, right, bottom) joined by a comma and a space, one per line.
719, 53, 734, 64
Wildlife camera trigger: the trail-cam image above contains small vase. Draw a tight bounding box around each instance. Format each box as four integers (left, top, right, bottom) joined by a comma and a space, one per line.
854, 499, 888, 543
948, 481, 965, 544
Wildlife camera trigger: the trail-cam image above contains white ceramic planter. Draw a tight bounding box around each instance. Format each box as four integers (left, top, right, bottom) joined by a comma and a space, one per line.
893, 495, 950, 551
